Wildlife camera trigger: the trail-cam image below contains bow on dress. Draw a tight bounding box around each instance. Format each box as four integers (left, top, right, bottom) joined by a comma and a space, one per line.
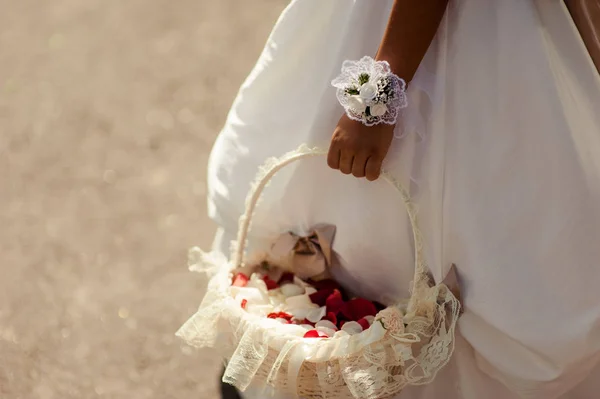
270, 224, 337, 280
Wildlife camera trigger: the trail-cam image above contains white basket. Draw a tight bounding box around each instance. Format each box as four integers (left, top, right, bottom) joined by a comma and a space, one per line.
177, 145, 461, 399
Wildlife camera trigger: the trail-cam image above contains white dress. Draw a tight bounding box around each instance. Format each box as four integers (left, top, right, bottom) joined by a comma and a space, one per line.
207, 1, 600, 398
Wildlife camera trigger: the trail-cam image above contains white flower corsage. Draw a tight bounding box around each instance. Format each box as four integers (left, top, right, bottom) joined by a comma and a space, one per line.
331, 56, 407, 126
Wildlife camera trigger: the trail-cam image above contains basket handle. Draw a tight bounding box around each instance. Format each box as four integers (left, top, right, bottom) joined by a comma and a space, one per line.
232, 145, 430, 294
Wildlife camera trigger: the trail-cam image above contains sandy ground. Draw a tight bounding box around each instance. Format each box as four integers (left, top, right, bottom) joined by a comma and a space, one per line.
0, 1, 286, 398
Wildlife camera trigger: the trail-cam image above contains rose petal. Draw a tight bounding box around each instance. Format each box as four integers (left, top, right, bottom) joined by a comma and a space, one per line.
306, 306, 327, 324
267, 312, 293, 321
357, 318, 370, 331
310, 279, 342, 292
241, 299, 248, 309
281, 283, 305, 297
285, 295, 313, 309
341, 321, 363, 335
364, 315, 375, 325
316, 326, 336, 338
303, 329, 328, 339
278, 272, 295, 284
316, 320, 337, 331
340, 298, 378, 321
247, 274, 269, 292
305, 287, 318, 296
326, 289, 345, 315
309, 288, 335, 307
232, 273, 249, 287
262, 276, 279, 290
324, 311, 337, 327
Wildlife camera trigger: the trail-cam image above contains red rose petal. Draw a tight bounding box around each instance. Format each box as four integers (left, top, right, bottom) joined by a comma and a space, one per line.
357, 318, 370, 331
241, 299, 248, 309
326, 289, 345, 315
279, 312, 293, 321
278, 272, 295, 284
309, 288, 335, 307
232, 273, 249, 287
324, 311, 337, 326
267, 311, 294, 321
340, 298, 378, 321
310, 279, 342, 292
262, 276, 279, 290
303, 330, 320, 338
303, 329, 328, 339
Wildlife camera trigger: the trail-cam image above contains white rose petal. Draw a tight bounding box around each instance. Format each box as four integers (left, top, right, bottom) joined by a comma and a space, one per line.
275, 318, 290, 324
341, 321, 363, 335
370, 103, 388, 117
305, 287, 318, 296
285, 295, 313, 309
306, 306, 327, 323
359, 82, 378, 102
333, 330, 349, 338
316, 320, 338, 331
364, 315, 376, 325
247, 274, 269, 292
316, 326, 336, 338
347, 95, 366, 114
281, 283, 305, 298
299, 324, 314, 331
268, 292, 287, 307
287, 306, 315, 320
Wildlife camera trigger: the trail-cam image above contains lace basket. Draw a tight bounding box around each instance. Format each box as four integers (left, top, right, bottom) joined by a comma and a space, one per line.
177, 145, 461, 399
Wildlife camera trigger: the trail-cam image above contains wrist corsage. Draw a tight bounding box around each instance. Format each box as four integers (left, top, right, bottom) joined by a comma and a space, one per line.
331, 56, 407, 126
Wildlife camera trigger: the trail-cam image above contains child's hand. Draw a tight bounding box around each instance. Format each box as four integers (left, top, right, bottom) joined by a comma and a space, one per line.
327, 114, 395, 181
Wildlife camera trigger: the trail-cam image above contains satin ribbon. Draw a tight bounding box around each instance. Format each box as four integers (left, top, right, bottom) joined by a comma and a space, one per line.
270, 224, 337, 280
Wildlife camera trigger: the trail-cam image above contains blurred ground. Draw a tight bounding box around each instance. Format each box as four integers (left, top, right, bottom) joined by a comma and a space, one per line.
0, 1, 286, 398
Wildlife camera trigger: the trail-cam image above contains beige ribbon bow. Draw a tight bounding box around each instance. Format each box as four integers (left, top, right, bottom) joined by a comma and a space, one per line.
270, 224, 337, 280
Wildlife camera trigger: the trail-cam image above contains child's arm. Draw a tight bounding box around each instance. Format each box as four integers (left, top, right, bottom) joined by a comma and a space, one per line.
565, 0, 600, 74
328, 0, 448, 181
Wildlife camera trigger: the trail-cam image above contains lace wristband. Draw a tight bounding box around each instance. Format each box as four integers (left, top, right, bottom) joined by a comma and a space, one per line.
331, 56, 407, 126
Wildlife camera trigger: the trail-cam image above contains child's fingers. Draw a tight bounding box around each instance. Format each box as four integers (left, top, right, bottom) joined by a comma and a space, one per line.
365, 156, 383, 181
327, 146, 341, 170
339, 152, 353, 175
351, 154, 368, 178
